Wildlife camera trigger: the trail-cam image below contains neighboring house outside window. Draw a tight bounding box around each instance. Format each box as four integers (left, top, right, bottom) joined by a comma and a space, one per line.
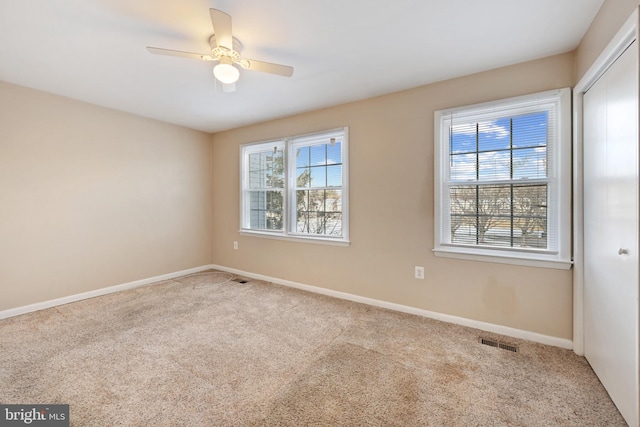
240, 128, 349, 245
434, 89, 571, 269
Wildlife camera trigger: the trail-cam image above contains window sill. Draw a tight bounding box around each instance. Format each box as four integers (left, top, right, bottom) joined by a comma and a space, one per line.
239, 230, 351, 247
433, 246, 572, 270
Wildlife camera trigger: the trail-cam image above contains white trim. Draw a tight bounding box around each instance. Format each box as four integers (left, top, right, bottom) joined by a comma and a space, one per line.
572, 7, 639, 357
0, 265, 215, 320
433, 247, 572, 270
572, 92, 585, 356
1, 262, 572, 350
239, 230, 350, 246
211, 264, 573, 350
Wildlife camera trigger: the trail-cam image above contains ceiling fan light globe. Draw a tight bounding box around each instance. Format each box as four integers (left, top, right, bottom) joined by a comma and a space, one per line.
213, 63, 239, 84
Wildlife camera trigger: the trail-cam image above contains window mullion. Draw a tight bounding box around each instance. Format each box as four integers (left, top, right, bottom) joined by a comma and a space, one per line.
475, 122, 480, 245
510, 118, 514, 247
287, 138, 294, 236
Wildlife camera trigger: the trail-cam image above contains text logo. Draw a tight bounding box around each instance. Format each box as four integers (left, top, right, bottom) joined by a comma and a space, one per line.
0, 405, 69, 427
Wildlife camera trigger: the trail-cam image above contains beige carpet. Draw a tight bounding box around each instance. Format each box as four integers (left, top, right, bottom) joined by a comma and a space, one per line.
0, 270, 626, 426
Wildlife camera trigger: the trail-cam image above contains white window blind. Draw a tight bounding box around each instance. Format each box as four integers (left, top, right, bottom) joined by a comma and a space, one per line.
434, 89, 571, 269
243, 142, 285, 231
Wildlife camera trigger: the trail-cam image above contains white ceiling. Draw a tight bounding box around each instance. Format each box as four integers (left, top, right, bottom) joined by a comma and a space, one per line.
0, 0, 604, 133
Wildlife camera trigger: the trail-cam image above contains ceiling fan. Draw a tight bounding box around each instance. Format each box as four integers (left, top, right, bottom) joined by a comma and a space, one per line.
147, 8, 294, 92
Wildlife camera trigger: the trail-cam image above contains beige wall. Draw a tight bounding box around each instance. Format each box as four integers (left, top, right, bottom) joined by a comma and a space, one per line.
0, 82, 214, 311
576, 0, 639, 81
212, 53, 574, 340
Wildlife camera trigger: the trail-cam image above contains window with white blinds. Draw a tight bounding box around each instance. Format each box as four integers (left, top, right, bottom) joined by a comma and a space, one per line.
243, 142, 285, 232
240, 128, 349, 245
434, 89, 572, 269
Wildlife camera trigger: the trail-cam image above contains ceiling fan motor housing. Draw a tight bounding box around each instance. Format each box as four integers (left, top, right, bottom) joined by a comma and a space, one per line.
209, 35, 242, 60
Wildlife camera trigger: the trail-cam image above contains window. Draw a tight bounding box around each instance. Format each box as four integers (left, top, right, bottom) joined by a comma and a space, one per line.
243, 142, 285, 231
434, 89, 571, 269
240, 128, 349, 245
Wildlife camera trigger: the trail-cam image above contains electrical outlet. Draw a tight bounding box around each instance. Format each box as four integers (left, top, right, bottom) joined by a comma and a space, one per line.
415, 266, 425, 280
233, 241, 238, 250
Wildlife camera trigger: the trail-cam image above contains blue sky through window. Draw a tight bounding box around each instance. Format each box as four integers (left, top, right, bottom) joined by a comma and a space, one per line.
449, 112, 548, 181
296, 142, 343, 187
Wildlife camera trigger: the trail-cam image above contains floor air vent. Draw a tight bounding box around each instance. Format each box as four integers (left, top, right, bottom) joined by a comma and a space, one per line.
479, 337, 518, 353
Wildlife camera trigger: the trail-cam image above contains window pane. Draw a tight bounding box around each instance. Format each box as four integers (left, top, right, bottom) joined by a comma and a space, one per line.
266, 191, 283, 211
309, 167, 327, 188
449, 184, 548, 249
249, 152, 262, 169
513, 112, 547, 148
476, 185, 510, 245
327, 165, 342, 187
513, 147, 546, 179
450, 153, 476, 181
308, 189, 325, 212
296, 187, 319, 233
309, 212, 326, 234
450, 113, 548, 183
297, 190, 321, 215
296, 188, 343, 236
513, 184, 547, 249
249, 190, 265, 208
249, 170, 263, 189
325, 213, 342, 236
266, 212, 283, 230
310, 145, 326, 166
449, 185, 510, 246
296, 211, 309, 233
297, 167, 310, 188
249, 190, 283, 231
478, 118, 510, 152
326, 189, 342, 212
450, 185, 475, 244
296, 146, 309, 167
327, 142, 342, 164
268, 151, 284, 188
478, 151, 510, 181
450, 123, 477, 154
248, 150, 283, 189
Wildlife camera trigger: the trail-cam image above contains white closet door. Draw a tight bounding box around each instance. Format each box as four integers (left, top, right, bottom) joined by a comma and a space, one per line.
583, 40, 639, 427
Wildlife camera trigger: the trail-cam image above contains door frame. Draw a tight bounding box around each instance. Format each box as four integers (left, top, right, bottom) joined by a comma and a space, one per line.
573, 7, 639, 356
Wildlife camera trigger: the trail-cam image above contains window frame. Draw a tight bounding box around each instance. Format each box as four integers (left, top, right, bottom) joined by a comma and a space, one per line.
239, 127, 350, 246
433, 88, 572, 269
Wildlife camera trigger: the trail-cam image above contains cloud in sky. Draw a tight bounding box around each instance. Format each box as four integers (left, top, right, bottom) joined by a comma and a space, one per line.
449, 112, 548, 181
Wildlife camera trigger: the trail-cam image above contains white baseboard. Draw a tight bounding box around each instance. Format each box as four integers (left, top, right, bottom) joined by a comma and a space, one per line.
1, 263, 573, 350
0, 265, 215, 320
212, 264, 573, 350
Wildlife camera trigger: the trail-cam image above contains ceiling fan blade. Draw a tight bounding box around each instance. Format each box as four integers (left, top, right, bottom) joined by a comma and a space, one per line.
210, 9, 233, 50
146, 47, 215, 61
240, 59, 294, 77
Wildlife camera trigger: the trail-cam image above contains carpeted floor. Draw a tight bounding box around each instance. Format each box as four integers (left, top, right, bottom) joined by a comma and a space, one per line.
0, 270, 627, 426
